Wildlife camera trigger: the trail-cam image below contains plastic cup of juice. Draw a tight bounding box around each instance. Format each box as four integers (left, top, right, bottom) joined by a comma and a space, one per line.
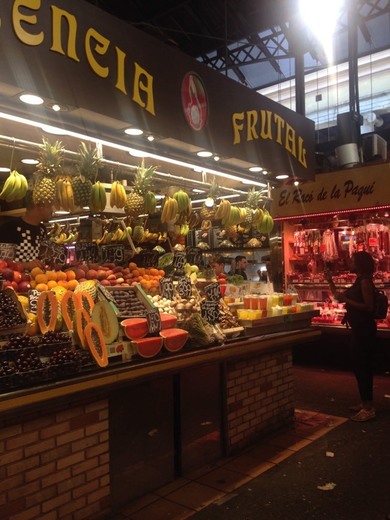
243, 296, 251, 309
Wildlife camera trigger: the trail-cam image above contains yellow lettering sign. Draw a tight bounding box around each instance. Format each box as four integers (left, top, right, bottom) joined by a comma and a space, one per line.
12, 0, 43, 46
85, 28, 109, 78
51, 6, 79, 61
132, 62, 155, 115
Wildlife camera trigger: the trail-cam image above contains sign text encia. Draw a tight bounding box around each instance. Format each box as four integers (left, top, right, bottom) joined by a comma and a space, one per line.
12, 0, 155, 115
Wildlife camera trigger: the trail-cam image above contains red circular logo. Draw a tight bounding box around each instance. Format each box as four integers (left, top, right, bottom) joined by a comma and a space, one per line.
181, 73, 208, 131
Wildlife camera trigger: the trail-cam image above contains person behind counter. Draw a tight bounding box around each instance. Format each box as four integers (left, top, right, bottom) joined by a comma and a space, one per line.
230, 255, 248, 280
325, 251, 377, 422
0, 190, 52, 271
210, 255, 226, 277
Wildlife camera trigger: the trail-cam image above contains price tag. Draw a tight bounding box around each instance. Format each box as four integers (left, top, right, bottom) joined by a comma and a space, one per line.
200, 300, 220, 325
0, 242, 15, 260
177, 275, 192, 299
159, 277, 174, 300
39, 240, 67, 267
205, 282, 221, 302
100, 244, 125, 265
28, 289, 40, 314
96, 283, 117, 303
146, 308, 162, 334
173, 251, 187, 271
185, 247, 202, 266
75, 243, 99, 263
137, 251, 160, 268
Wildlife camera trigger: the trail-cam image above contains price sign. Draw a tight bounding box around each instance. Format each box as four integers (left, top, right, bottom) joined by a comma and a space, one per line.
146, 308, 162, 334
28, 289, 40, 314
96, 283, 117, 304
173, 251, 187, 271
75, 243, 99, 263
0, 243, 15, 260
205, 282, 221, 302
39, 240, 67, 267
201, 300, 220, 325
177, 275, 192, 299
100, 244, 125, 265
159, 277, 174, 300
185, 247, 202, 266
137, 251, 160, 268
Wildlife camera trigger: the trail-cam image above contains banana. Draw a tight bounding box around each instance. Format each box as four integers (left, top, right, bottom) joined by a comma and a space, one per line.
161, 196, 170, 223
66, 179, 76, 212
17, 171, 28, 200
99, 182, 107, 211
167, 197, 178, 221
109, 182, 118, 208
0, 171, 16, 200
115, 182, 127, 208
6, 171, 22, 202
90, 182, 103, 212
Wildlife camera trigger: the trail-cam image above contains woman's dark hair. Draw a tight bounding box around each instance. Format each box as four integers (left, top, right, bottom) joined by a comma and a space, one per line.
352, 251, 375, 275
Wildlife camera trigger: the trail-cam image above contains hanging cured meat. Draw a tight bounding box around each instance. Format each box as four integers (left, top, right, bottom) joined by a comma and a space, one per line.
321, 229, 339, 262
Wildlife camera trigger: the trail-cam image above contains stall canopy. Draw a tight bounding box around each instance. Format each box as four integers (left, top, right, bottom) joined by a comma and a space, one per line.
0, 0, 315, 184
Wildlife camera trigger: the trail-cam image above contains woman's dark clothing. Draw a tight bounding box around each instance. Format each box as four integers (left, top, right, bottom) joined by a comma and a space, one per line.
344, 275, 377, 402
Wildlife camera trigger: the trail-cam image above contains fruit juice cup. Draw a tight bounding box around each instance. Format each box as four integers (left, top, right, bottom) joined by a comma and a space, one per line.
254, 310, 263, 319
283, 294, 292, 306
282, 306, 288, 315
278, 294, 284, 306
251, 296, 259, 310
266, 295, 273, 310
243, 296, 251, 309
219, 284, 226, 297
290, 293, 298, 305
272, 293, 279, 307
296, 304, 302, 313
237, 309, 250, 320
259, 296, 267, 311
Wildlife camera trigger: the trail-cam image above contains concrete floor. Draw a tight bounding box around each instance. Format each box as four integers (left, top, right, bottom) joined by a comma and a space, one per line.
113, 364, 390, 520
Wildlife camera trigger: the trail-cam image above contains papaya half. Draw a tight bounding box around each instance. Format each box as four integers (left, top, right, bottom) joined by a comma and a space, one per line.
84, 322, 108, 367
37, 290, 58, 334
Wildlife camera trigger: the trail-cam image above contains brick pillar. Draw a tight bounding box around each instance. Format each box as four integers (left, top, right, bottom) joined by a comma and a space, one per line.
226, 349, 295, 454
0, 399, 110, 520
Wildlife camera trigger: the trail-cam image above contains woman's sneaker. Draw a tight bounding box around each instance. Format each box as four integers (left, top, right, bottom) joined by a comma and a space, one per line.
350, 408, 376, 422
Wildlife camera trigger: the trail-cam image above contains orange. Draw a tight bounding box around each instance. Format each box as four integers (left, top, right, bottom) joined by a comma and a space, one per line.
57, 280, 69, 289
46, 270, 58, 281
132, 270, 140, 278
150, 268, 158, 276
35, 273, 48, 285
158, 270, 165, 277
30, 280, 36, 289
129, 262, 137, 270
56, 271, 67, 281
47, 280, 57, 289
31, 266, 44, 279
67, 279, 78, 290
36, 283, 49, 291
66, 269, 76, 281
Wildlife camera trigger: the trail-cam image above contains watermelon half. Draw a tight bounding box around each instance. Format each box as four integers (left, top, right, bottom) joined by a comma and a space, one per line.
132, 337, 163, 358
159, 328, 189, 352
121, 317, 148, 340
160, 313, 178, 330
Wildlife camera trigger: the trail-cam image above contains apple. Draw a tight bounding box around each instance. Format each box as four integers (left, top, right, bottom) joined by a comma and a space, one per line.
2, 268, 14, 281
20, 272, 31, 282
10, 281, 18, 290
0, 259, 7, 270
13, 271, 22, 283
17, 281, 31, 293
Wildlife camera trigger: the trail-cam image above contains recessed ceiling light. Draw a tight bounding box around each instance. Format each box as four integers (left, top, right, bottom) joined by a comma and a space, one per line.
21, 158, 39, 165
213, 155, 220, 161
294, 180, 300, 186
147, 135, 155, 142
124, 128, 143, 136
276, 174, 289, 180
0, 167, 11, 172
19, 93, 44, 105
197, 150, 212, 158
249, 166, 263, 172
51, 104, 61, 112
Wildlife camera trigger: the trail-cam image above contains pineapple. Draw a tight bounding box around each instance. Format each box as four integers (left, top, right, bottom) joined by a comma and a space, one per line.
32, 138, 64, 205
72, 143, 101, 207
200, 178, 220, 220
243, 187, 267, 226
124, 160, 156, 218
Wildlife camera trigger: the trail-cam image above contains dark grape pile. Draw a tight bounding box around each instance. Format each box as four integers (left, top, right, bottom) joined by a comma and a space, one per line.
37, 331, 72, 345
49, 348, 82, 365
3, 335, 36, 351
0, 360, 16, 377
0, 292, 25, 329
14, 351, 45, 372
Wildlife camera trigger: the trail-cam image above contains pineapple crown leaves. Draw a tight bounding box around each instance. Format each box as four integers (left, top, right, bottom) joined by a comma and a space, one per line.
76, 142, 101, 180
246, 187, 268, 209
132, 159, 157, 195
37, 137, 64, 177
206, 177, 221, 200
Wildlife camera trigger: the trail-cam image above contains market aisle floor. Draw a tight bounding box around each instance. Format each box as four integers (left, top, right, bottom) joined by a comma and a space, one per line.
114, 366, 390, 520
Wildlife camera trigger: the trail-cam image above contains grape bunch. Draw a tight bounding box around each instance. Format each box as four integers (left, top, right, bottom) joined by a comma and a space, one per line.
0, 361, 16, 377
0, 292, 25, 329
38, 331, 71, 345
49, 348, 82, 366
3, 335, 36, 351
14, 351, 45, 372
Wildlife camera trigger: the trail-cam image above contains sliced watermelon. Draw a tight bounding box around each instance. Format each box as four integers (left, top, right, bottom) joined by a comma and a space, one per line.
132, 337, 163, 358
159, 328, 189, 352
160, 313, 177, 330
121, 317, 148, 340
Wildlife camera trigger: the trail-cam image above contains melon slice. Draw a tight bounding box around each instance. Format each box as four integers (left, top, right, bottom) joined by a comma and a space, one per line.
84, 322, 108, 367
159, 328, 189, 352
92, 301, 119, 344
121, 317, 148, 340
132, 337, 163, 358
160, 313, 177, 329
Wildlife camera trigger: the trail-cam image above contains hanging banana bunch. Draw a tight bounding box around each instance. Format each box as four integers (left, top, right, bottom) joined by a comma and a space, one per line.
0, 170, 29, 202
214, 198, 231, 221
90, 181, 107, 212
160, 196, 178, 224
55, 176, 75, 212
109, 180, 127, 209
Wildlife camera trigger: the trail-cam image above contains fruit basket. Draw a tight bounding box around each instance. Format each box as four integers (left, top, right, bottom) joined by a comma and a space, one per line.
100, 284, 154, 318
